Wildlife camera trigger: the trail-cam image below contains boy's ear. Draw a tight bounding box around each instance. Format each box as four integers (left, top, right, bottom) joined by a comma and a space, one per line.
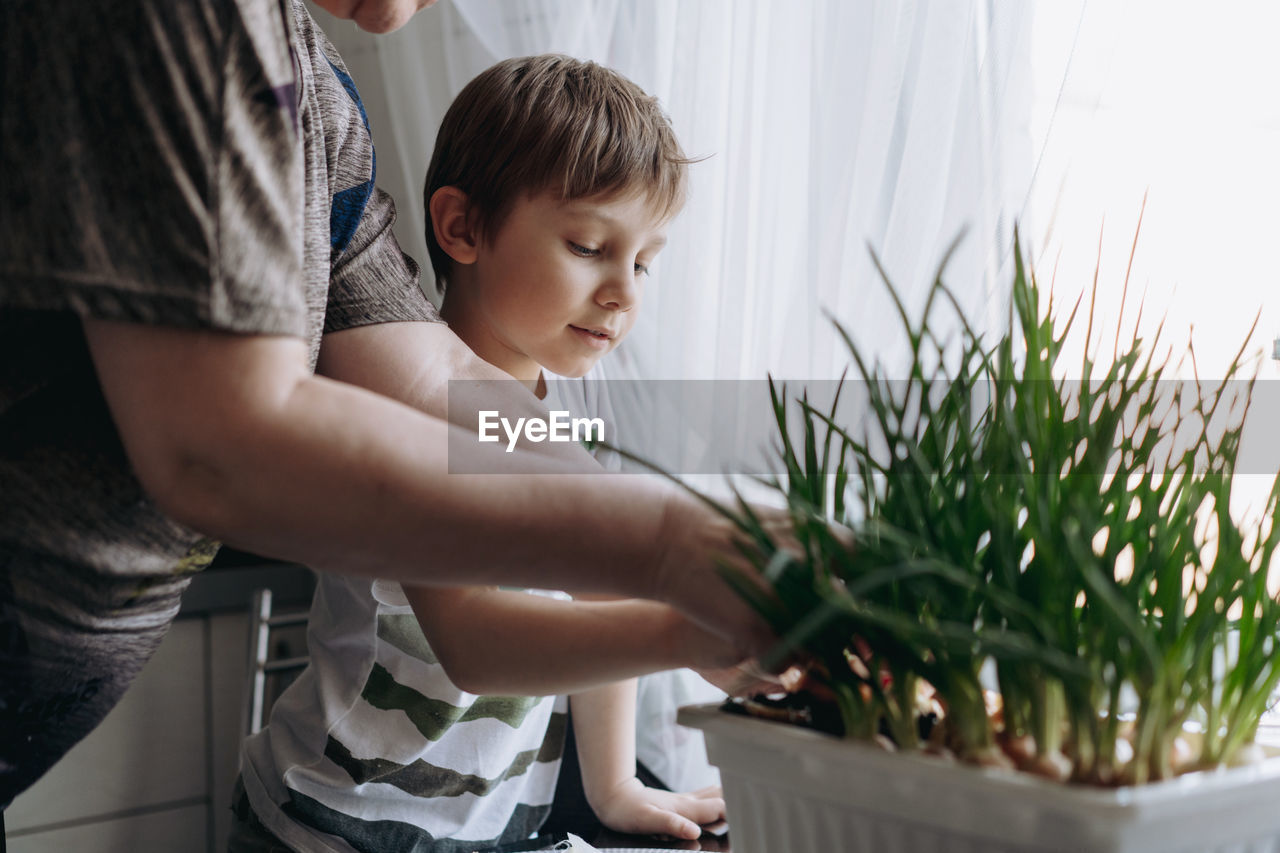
430, 186, 480, 266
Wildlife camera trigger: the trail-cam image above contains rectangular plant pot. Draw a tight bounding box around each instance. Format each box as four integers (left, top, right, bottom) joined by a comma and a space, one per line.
678, 704, 1280, 853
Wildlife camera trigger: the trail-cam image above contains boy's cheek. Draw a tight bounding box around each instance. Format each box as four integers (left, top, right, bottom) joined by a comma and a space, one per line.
615, 317, 638, 345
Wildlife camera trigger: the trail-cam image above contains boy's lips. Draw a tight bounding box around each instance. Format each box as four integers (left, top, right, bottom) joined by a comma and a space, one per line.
569, 324, 615, 347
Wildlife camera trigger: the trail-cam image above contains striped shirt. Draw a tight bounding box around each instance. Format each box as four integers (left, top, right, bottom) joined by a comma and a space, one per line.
241, 575, 570, 853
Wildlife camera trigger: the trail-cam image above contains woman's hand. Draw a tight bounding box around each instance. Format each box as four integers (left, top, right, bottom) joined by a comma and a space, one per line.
653, 490, 856, 673
650, 494, 781, 660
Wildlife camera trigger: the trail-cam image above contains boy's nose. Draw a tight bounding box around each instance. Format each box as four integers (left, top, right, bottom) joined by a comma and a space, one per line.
596, 269, 639, 311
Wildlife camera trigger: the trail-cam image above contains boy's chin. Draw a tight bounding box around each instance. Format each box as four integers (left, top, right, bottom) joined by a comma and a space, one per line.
548, 367, 593, 379
544, 357, 604, 380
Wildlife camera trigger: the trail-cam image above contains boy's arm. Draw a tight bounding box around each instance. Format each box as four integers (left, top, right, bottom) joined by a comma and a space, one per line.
403, 585, 741, 696
571, 681, 724, 841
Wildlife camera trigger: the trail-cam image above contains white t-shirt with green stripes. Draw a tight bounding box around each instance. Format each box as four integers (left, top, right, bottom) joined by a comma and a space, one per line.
241, 573, 569, 853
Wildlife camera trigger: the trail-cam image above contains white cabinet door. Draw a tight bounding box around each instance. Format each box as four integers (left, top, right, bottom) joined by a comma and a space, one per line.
6, 619, 209, 850
8, 805, 207, 853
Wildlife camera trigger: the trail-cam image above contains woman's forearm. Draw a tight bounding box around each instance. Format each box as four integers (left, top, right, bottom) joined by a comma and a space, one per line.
213, 374, 672, 590
84, 319, 772, 655
87, 320, 666, 593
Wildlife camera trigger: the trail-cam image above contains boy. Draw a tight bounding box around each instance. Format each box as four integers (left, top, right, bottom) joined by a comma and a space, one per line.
235, 55, 737, 852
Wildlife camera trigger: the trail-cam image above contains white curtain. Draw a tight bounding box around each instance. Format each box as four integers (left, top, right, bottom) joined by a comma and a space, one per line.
314, 0, 1065, 384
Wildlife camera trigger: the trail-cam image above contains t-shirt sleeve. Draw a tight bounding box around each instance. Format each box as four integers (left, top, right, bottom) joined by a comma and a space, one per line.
324, 185, 442, 334
304, 20, 440, 335
0, 0, 308, 337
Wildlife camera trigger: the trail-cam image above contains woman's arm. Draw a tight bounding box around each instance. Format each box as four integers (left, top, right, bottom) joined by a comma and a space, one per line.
83, 319, 772, 657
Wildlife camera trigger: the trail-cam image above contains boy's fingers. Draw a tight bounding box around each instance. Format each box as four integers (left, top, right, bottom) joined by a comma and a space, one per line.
697, 660, 793, 696
734, 658, 783, 690
660, 804, 721, 835
671, 815, 702, 840
779, 663, 807, 691
622, 791, 728, 844
669, 790, 725, 822
636, 805, 700, 841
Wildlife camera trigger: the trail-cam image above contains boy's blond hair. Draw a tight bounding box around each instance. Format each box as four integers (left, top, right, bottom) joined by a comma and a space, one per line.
423, 54, 691, 290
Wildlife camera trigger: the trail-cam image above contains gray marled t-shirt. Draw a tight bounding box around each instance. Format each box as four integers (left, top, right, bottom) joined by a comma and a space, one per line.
0, 0, 439, 805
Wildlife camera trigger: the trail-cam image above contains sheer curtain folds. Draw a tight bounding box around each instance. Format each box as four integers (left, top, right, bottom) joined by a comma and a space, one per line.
313, 0, 1057, 382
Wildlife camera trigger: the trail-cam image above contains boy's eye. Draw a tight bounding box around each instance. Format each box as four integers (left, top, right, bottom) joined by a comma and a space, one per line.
568, 241, 599, 257
634, 262, 650, 276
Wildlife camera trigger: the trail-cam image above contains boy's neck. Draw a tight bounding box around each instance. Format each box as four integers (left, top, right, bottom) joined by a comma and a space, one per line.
440, 298, 546, 398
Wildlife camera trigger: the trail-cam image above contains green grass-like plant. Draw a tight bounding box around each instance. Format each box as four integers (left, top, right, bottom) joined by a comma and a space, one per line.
709, 235, 1280, 785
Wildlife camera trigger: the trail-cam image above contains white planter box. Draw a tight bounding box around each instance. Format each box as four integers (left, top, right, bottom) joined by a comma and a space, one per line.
678, 704, 1280, 853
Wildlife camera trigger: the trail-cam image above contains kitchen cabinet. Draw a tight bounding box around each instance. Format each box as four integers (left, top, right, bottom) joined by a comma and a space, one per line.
5, 559, 314, 853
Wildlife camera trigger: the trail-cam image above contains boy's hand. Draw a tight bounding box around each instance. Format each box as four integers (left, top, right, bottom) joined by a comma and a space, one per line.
589, 777, 725, 841
695, 660, 807, 697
